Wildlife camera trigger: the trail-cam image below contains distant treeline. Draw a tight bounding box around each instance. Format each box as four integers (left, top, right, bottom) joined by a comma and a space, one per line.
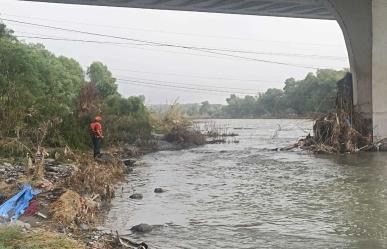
152, 69, 348, 119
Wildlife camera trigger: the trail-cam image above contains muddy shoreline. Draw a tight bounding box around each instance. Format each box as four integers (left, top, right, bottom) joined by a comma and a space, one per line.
0, 136, 202, 249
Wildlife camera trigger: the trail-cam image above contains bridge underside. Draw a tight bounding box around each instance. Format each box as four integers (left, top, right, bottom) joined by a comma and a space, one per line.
23, 0, 334, 20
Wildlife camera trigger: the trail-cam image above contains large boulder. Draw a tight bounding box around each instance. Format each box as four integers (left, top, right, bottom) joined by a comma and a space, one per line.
154, 188, 165, 193
130, 223, 153, 233
129, 193, 143, 200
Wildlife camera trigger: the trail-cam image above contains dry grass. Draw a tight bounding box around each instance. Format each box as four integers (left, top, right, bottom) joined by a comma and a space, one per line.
0, 226, 84, 249
50, 156, 124, 226
67, 157, 123, 200
0, 182, 18, 201
164, 125, 206, 146
50, 190, 82, 225
151, 102, 192, 133
0, 138, 32, 158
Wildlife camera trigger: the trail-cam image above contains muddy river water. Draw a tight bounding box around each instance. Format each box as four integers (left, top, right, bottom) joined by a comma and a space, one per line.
107, 119, 387, 249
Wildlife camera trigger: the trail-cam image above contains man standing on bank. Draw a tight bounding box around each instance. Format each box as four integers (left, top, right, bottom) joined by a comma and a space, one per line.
90, 116, 103, 158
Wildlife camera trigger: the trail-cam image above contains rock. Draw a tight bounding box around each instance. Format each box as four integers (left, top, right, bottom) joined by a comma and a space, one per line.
96, 226, 108, 231
95, 154, 117, 164
129, 193, 143, 199
44, 164, 74, 181
133, 160, 145, 167
154, 188, 165, 193
45, 165, 60, 172
130, 223, 153, 233
3, 162, 12, 167
123, 159, 136, 167
23, 222, 31, 230
123, 167, 134, 174
5, 177, 16, 184
79, 223, 89, 230
9, 220, 30, 230
0, 163, 25, 181
123, 146, 141, 157
44, 158, 56, 165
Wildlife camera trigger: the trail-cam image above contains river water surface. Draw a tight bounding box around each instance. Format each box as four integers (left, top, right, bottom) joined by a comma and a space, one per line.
107, 119, 387, 249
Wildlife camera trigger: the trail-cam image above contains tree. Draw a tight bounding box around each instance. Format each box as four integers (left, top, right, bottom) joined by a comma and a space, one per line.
199, 101, 211, 115
213, 69, 347, 118
0, 22, 153, 154
0, 23, 15, 40
87, 61, 117, 97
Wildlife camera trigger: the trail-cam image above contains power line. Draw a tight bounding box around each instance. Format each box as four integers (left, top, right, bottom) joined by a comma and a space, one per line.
197, 48, 346, 60
107, 67, 279, 83
16, 35, 148, 46
0, 13, 345, 48
119, 81, 227, 96
15, 34, 347, 61
117, 78, 257, 95
15, 35, 236, 60
116, 77, 259, 95
10, 35, 341, 94
115, 75, 265, 92
1, 18, 324, 69
15, 34, 347, 72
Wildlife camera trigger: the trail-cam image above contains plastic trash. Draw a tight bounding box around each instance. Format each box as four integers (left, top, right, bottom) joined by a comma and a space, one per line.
0, 184, 40, 222
23, 200, 38, 216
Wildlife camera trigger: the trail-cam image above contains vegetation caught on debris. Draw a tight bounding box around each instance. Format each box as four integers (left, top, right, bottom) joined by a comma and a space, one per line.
151, 102, 206, 146
281, 73, 377, 154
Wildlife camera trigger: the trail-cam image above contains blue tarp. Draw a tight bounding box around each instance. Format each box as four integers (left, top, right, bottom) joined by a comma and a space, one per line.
0, 184, 40, 222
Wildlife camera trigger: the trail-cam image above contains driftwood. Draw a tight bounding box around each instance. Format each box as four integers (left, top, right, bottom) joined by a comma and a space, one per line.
355, 137, 387, 152
115, 231, 148, 249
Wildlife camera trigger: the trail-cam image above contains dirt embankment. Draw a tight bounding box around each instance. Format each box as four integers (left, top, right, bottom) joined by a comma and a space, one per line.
0, 145, 149, 249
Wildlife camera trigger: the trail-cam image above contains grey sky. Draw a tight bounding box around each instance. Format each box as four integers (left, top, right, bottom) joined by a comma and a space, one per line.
1, 0, 348, 104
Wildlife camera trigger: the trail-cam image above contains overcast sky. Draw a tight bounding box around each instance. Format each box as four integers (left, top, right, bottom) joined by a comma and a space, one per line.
1, 0, 349, 104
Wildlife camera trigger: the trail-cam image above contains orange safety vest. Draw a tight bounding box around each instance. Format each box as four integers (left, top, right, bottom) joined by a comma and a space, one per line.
90, 121, 103, 137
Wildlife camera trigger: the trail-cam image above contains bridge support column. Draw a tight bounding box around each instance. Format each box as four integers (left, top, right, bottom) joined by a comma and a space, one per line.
325, 0, 373, 127
326, 0, 387, 139
371, 0, 387, 139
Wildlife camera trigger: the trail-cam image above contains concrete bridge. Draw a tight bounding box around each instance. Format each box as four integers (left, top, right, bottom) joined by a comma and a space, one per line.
23, 0, 387, 138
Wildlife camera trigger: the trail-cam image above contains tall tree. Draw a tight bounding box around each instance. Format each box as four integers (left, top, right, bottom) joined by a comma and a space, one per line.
87, 61, 117, 97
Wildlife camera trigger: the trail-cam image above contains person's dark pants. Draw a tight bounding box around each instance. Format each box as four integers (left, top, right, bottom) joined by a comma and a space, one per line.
91, 135, 101, 157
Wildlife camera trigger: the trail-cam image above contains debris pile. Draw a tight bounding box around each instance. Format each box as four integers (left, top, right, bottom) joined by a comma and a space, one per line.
0, 149, 148, 248
164, 125, 206, 146
88, 231, 148, 249
0, 163, 25, 184
292, 73, 380, 154
45, 163, 74, 182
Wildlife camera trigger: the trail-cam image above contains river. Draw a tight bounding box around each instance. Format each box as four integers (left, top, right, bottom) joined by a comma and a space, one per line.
106, 119, 387, 249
